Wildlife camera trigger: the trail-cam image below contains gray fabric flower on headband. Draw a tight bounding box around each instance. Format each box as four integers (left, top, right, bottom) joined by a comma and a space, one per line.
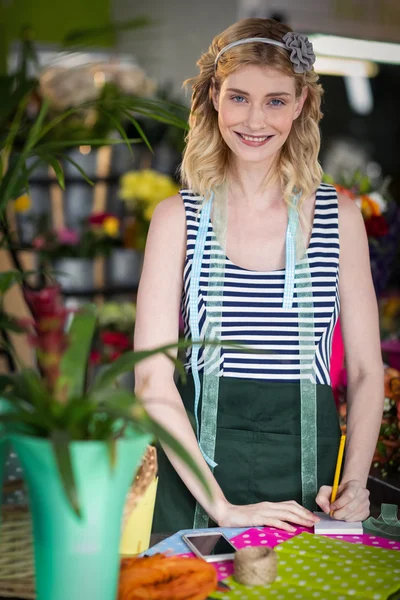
282, 32, 315, 74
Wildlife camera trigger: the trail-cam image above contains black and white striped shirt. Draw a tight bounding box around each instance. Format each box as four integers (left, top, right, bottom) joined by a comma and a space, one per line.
181, 183, 340, 385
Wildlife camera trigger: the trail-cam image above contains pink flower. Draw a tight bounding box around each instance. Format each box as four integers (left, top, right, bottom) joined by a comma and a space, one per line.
32, 235, 47, 250
56, 228, 80, 245
24, 286, 64, 317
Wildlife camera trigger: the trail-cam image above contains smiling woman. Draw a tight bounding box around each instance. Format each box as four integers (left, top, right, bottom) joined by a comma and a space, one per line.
133, 17, 384, 535
211, 66, 307, 159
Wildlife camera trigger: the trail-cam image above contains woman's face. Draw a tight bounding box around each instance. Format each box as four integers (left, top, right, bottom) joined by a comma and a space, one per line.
212, 64, 307, 166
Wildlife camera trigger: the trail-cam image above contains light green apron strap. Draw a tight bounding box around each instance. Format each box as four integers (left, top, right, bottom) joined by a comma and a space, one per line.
296, 260, 317, 509
291, 197, 318, 510
194, 186, 227, 529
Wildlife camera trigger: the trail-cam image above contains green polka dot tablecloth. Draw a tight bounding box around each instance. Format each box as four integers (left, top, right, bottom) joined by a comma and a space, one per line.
210, 532, 400, 600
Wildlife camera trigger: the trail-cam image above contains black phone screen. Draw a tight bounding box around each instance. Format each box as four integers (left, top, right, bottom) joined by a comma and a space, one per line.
186, 534, 235, 556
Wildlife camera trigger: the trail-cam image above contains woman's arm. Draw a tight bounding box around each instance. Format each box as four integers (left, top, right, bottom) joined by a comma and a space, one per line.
134, 194, 228, 522
135, 195, 319, 530
316, 193, 384, 521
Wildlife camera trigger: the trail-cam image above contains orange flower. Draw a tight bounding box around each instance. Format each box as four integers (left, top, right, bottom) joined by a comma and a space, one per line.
334, 185, 356, 200
360, 195, 381, 218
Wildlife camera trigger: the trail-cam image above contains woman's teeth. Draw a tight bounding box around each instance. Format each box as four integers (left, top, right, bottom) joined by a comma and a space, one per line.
238, 133, 271, 142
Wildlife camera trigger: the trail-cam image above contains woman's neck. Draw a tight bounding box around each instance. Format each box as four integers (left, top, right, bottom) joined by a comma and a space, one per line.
227, 163, 282, 210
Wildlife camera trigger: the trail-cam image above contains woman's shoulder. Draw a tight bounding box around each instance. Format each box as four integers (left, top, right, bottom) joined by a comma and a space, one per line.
334, 190, 366, 239
316, 181, 363, 228
152, 189, 201, 222
317, 182, 339, 200
150, 194, 186, 236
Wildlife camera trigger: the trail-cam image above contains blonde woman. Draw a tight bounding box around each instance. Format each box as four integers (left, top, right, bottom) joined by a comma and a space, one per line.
134, 18, 383, 533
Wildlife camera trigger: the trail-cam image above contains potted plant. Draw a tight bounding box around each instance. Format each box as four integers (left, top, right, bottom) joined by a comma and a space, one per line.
0, 35, 193, 600
0, 282, 209, 600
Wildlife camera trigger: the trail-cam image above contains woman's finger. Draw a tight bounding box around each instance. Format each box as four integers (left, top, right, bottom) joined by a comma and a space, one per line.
260, 517, 297, 532
315, 485, 332, 513
268, 502, 319, 526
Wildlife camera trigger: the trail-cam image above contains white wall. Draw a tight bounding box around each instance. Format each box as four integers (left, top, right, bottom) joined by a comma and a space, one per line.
113, 0, 400, 96
113, 0, 238, 99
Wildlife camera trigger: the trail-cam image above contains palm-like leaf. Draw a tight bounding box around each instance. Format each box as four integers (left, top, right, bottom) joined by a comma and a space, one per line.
57, 306, 97, 401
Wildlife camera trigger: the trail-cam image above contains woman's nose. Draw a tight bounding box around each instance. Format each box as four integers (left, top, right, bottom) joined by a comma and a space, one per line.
246, 105, 267, 131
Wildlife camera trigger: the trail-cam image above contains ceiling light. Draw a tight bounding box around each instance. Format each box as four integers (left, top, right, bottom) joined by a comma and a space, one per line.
308, 34, 400, 65
314, 56, 378, 78
344, 76, 374, 115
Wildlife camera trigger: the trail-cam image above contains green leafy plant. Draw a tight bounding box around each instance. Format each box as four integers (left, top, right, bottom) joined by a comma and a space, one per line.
0, 25, 194, 517
0, 284, 210, 516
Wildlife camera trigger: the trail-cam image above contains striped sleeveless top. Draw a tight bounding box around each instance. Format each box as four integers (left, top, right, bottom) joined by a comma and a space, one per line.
181, 183, 340, 385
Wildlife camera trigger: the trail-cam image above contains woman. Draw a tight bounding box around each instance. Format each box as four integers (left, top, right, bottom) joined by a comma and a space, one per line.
134, 18, 384, 533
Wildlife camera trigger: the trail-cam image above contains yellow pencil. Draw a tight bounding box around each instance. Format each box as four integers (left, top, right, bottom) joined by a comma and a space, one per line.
329, 434, 346, 518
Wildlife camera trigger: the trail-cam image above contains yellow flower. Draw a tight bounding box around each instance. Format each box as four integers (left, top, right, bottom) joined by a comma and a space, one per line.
14, 194, 31, 213
102, 216, 120, 237
119, 169, 180, 216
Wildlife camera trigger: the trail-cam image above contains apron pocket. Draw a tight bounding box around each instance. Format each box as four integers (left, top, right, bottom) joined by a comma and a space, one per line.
214, 428, 253, 505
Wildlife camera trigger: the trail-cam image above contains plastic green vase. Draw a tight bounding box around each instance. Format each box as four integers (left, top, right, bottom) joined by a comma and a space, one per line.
11, 432, 151, 600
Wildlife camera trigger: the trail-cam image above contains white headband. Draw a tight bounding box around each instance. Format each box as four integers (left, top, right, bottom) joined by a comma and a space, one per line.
214, 33, 316, 74
214, 37, 286, 65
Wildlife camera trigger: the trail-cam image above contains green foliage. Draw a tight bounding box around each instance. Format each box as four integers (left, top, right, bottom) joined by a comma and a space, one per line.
0, 308, 214, 516
0, 23, 197, 517
57, 306, 97, 401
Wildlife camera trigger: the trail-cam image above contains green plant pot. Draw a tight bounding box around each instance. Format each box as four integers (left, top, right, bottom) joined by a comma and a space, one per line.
11, 432, 151, 600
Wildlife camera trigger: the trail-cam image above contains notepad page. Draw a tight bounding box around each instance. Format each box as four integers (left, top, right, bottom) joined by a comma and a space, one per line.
313, 511, 363, 535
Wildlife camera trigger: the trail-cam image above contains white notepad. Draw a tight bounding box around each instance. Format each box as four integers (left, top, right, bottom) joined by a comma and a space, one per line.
313, 511, 363, 535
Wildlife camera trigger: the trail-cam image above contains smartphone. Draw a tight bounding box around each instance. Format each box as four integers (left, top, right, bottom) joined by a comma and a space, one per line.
182, 531, 236, 562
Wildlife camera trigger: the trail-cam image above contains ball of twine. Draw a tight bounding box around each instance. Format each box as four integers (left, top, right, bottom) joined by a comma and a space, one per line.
234, 546, 278, 586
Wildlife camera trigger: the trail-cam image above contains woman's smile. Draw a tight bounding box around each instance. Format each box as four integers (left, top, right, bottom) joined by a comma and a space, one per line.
234, 131, 275, 146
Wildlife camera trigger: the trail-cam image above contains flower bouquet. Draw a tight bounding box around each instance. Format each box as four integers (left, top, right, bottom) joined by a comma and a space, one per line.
337, 366, 400, 478
373, 368, 400, 477
324, 170, 400, 296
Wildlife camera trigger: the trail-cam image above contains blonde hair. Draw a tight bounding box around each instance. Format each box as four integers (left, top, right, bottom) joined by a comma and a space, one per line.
180, 18, 323, 206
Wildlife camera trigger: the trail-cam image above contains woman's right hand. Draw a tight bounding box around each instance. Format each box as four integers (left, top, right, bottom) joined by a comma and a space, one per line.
216, 500, 320, 532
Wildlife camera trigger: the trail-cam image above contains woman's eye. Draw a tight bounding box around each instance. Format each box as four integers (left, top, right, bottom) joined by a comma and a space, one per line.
269, 98, 285, 107
232, 95, 246, 103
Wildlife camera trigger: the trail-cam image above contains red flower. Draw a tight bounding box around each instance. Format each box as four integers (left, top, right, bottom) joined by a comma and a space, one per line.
89, 350, 102, 365
88, 213, 118, 226
24, 285, 64, 317
365, 215, 389, 238
100, 330, 131, 350
110, 350, 122, 362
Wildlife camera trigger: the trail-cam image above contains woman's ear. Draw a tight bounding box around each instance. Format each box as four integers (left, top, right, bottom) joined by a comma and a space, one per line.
211, 78, 220, 112
293, 86, 308, 120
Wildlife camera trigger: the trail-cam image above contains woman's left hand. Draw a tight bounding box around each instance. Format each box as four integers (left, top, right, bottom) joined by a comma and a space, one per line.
315, 480, 370, 521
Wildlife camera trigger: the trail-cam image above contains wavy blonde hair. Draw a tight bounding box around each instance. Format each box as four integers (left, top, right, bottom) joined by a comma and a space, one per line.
180, 18, 323, 206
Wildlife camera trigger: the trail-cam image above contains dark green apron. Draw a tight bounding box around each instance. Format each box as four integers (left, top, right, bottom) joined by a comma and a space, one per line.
152, 374, 341, 533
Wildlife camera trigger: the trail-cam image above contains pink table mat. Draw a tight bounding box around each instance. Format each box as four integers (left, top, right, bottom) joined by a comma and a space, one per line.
179, 526, 400, 580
